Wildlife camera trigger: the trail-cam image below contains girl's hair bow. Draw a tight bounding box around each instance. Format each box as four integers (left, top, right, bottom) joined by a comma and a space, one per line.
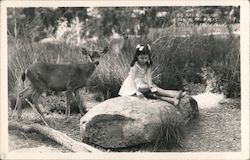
136, 44, 145, 51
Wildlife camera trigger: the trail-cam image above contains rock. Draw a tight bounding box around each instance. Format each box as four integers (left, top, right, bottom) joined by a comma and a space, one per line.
80, 96, 198, 149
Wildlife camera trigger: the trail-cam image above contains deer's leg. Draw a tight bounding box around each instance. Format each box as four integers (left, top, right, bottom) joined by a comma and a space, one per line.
17, 87, 34, 119
65, 89, 74, 120
74, 89, 87, 115
29, 89, 44, 120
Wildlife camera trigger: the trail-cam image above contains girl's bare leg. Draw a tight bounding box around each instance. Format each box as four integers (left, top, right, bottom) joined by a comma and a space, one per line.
158, 96, 179, 106
155, 86, 183, 98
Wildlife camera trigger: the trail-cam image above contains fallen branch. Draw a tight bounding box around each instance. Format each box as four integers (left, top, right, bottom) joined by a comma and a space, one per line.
9, 122, 101, 153
25, 99, 50, 127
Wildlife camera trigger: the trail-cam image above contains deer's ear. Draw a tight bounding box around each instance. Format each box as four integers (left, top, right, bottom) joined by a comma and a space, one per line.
82, 48, 89, 55
102, 46, 109, 54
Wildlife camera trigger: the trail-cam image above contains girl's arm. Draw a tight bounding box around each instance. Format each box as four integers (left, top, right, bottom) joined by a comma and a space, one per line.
136, 91, 145, 98
129, 65, 145, 98
147, 67, 153, 87
128, 65, 137, 79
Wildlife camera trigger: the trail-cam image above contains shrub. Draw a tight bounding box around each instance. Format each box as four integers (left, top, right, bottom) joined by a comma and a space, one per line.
199, 36, 240, 98
8, 21, 240, 100
200, 63, 240, 98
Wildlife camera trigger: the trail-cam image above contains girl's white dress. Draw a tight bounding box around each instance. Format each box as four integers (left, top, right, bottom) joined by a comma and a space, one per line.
119, 62, 156, 96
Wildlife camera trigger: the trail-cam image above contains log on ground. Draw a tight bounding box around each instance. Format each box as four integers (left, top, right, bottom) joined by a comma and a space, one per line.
9, 121, 101, 153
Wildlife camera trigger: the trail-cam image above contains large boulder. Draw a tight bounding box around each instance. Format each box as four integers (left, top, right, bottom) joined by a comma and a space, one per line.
80, 95, 198, 149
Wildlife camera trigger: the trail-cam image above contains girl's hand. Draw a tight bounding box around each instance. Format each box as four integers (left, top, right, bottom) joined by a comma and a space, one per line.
136, 91, 145, 99
150, 87, 157, 93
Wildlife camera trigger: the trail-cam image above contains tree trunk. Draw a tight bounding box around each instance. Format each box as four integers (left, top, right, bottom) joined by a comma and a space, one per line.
9, 122, 101, 153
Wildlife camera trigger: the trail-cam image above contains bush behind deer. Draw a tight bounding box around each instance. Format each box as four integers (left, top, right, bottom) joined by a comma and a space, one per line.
8, 31, 240, 113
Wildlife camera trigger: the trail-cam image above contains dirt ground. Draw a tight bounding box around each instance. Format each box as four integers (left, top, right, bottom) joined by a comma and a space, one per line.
8, 93, 241, 153
172, 99, 241, 152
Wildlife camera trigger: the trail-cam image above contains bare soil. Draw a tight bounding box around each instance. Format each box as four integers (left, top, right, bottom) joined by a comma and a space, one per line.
172, 99, 241, 152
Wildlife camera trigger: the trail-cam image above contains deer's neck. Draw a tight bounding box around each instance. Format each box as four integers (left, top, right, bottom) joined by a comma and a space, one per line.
82, 62, 97, 76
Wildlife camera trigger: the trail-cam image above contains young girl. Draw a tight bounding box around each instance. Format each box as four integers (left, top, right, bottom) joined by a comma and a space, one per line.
118, 44, 186, 106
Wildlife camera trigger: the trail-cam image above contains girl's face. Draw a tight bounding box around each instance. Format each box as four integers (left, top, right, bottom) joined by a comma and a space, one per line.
137, 54, 149, 65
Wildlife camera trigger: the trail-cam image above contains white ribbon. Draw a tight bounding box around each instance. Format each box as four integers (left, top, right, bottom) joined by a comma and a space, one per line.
136, 44, 141, 49
139, 46, 144, 51
136, 44, 150, 51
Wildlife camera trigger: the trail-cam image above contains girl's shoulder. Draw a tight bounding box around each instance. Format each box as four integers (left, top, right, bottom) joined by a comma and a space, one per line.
134, 62, 150, 70
134, 62, 140, 68
130, 62, 140, 70
129, 62, 142, 74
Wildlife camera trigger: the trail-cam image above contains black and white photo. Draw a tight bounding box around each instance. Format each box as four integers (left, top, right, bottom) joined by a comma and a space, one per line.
0, 0, 249, 160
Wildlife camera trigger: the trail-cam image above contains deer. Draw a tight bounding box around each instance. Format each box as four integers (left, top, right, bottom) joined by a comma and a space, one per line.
16, 46, 109, 122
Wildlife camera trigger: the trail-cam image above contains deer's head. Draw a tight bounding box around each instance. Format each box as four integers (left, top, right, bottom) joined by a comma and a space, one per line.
82, 46, 109, 65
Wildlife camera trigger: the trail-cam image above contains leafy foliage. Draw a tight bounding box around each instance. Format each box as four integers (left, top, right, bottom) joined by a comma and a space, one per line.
7, 6, 240, 40
7, 7, 240, 99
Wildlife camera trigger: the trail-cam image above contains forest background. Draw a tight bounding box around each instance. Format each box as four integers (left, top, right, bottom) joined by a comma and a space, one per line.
8, 6, 240, 101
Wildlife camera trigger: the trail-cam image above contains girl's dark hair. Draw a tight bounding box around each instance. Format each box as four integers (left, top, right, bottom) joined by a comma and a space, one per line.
130, 44, 152, 67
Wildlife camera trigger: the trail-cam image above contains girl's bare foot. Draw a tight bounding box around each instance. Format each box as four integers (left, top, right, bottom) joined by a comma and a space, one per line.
150, 87, 157, 92
174, 90, 183, 99
174, 98, 180, 106
180, 91, 187, 98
